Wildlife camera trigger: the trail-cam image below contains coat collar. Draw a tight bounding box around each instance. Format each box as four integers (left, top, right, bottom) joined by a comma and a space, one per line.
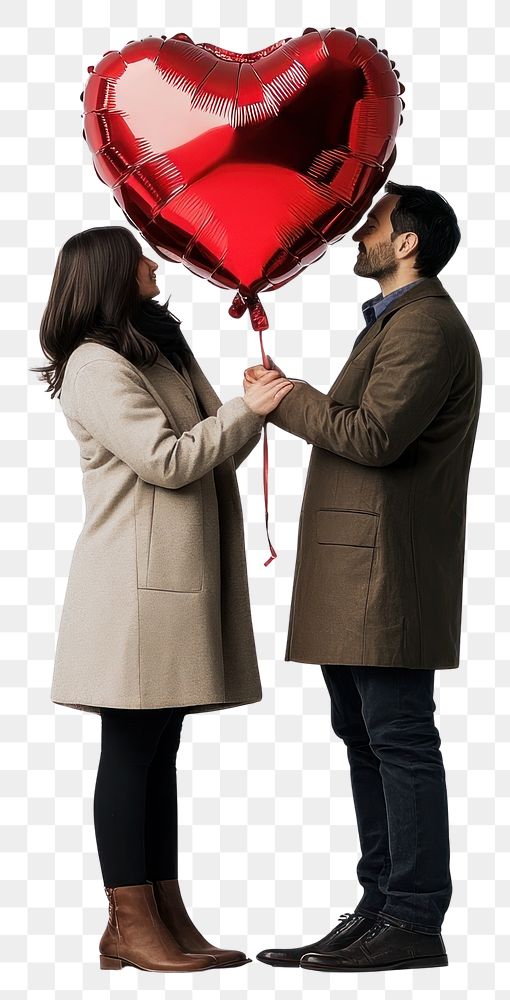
348, 276, 450, 365
361, 277, 426, 326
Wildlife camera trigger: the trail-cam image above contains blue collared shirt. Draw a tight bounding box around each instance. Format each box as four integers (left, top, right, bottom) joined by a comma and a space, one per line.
361, 277, 425, 328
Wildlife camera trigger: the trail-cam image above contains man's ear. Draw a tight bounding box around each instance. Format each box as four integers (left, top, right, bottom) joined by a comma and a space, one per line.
395, 231, 419, 260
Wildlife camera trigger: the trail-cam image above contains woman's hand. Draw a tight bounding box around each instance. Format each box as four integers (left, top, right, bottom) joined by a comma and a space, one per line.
243, 368, 294, 417
244, 355, 286, 385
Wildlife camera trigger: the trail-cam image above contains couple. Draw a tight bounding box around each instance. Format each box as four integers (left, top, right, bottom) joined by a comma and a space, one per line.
41, 179, 482, 974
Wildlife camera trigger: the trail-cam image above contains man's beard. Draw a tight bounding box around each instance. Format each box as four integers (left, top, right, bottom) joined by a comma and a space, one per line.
354, 239, 399, 281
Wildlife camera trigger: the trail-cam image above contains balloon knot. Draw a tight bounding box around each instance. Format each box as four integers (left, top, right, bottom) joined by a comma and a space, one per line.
229, 291, 269, 331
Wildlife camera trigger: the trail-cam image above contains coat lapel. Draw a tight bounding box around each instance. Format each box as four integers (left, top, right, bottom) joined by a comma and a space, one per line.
346, 276, 450, 366
153, 349, 222, 417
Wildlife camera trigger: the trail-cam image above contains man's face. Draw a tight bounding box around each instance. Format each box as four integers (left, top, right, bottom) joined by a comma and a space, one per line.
351, 194, 401, 281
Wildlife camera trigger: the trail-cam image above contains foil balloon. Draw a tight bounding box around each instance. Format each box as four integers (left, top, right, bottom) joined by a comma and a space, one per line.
81, 26, 405, 565
81, 27, 405, 332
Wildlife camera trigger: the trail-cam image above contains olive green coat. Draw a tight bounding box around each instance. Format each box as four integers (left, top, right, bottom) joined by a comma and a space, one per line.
51, 342, 264, 715
267, 277, 482, 668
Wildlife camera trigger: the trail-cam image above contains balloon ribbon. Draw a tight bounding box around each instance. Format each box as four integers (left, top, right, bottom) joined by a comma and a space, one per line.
229, 290, 277, 566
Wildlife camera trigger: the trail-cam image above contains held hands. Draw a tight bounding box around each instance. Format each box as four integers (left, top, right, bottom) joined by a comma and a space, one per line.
243, 356, 293, 417
244, 355, 286, 383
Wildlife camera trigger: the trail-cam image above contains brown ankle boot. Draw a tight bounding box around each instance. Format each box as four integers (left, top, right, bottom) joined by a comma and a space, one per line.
152, 878, 251, 968
99, 882, 218, 972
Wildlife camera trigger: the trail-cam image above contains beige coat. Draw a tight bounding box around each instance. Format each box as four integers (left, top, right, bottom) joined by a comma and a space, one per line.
51, 341, 265, 715
267, 276, 482, 669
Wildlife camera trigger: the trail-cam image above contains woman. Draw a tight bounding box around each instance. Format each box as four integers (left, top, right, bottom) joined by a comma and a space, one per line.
33, 226, 293, 973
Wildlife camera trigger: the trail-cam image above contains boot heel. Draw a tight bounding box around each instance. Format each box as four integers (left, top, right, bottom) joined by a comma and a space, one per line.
100, 954, 125, 970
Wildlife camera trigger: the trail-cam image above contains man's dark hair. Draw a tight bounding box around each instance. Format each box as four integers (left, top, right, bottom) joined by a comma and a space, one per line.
384, 180, 461, 278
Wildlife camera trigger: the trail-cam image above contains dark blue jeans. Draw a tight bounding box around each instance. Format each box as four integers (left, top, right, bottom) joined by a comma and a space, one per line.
321, 664, 452, 935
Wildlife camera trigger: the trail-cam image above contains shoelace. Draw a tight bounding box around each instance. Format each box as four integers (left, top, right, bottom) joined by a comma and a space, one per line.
330, 912, 355, 936
363, 918, 389, 942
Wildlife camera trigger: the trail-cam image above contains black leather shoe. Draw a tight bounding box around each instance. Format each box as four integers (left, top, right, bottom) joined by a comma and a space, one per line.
300, 918, 448, 972
256, 913, 376, 967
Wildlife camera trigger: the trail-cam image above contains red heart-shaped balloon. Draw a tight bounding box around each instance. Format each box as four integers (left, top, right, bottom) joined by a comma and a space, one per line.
82, 27, 404, 329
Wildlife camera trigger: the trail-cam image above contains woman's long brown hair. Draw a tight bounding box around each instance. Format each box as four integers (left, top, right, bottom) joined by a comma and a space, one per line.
31, 226, 183, 399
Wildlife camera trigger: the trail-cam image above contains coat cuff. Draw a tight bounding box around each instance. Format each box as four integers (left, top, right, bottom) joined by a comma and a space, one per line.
220, 394, 266, 435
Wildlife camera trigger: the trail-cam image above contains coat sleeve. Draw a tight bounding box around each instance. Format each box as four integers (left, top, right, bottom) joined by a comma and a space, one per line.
266, 319, 454, 466
70, 358, 265, 488
232, 430, 262, 469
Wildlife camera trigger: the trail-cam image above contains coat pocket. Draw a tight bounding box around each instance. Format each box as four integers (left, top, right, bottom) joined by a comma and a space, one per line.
312, 508, 380, 633
316, 508, 379, 547
135, 478, 204, 592
330, 361, 371, 403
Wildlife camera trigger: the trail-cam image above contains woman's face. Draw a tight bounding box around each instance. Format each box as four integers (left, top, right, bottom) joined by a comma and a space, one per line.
136, 253, 160, 298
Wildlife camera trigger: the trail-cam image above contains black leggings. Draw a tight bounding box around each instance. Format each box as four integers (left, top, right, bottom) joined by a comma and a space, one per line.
93, 706, 187, 888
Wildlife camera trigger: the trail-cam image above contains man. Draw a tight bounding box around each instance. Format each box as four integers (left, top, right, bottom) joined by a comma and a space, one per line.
247, 181, 482, 972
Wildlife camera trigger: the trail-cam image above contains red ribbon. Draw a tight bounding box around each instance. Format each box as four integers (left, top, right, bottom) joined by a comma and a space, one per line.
230, 290, 277, 566
259, 330, 277, 567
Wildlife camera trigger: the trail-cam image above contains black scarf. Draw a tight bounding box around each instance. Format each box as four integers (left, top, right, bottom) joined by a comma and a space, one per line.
132, 297, 193, 375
